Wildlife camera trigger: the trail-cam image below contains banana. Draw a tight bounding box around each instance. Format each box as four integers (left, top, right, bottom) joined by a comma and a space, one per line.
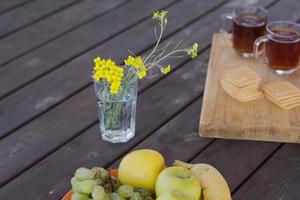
173, 160, 231, 200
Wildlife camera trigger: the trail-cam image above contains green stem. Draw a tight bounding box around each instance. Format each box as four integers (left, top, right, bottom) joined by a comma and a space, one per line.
145, 49, 187, 69
143, 22, 164, 64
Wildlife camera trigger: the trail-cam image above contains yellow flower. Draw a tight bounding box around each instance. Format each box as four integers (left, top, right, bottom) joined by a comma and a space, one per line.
125, 55, 144, 70
161, 65, 171, 75
187, 42, 199, 58
92, 56, 124, 95
152, 10, 168, 20
152, 11, 160, 19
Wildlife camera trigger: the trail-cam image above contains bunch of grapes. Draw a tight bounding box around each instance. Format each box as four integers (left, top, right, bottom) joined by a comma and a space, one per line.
70, 167, 154, 200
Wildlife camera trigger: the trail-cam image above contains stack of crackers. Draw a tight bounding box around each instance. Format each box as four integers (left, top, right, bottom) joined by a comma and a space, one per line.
263, 81, 300, 109
221, 66, 264, 102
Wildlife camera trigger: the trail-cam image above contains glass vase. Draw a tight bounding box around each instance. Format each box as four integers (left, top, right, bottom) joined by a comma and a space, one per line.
94, 79, 138, 143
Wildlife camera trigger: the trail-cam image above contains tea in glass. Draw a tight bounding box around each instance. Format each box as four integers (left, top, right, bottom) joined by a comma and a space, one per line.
254, 21, 300, 75
221, 6, 268, 58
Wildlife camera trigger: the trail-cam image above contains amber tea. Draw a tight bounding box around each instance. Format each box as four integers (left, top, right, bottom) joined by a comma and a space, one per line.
233, 13, 267, 55
254, 21, 300, 75
266, 28, 300, 71
221, 6, 268, 58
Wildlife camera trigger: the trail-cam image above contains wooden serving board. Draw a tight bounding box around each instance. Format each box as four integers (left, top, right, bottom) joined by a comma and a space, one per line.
199, 33, 300, 143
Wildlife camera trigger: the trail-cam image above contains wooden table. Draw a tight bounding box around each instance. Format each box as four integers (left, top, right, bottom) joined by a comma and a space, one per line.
0, 0, 299, 199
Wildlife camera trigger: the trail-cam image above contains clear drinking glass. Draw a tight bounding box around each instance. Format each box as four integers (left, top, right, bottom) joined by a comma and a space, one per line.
221, 6, 268, 58
94, 79, 138, 143
254, 21, 300, 75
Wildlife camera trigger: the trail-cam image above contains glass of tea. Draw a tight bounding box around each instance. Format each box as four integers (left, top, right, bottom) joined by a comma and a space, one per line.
221, 6, 268, 58
254, 21, 300, 75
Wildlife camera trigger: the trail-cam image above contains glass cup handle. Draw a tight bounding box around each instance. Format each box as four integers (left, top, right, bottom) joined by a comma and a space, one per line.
220, 13, 234, 38
254, 36, 269, 59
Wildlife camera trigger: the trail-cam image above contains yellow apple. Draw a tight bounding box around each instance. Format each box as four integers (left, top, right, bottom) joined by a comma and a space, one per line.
118, 149, 165, 191
155, 166, 201, 200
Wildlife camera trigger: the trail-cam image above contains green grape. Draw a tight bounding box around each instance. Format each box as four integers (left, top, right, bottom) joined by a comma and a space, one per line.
75, 167, 94, 181
112, 177, 121, 191
92, 167, 108, 179
109, 193, 125, 200
92, 186, 106, 200
76, 179, 96, 195
135, 188, 152, 198
117, 185, 134, 198
71, 193, 89, 200
71, 177, 78, 186
71, 178, 82, 194
130, 192, 142, 200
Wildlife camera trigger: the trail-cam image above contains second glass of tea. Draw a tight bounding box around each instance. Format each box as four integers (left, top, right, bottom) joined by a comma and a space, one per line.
254, 21, 300, 75
221, 6, 268, 58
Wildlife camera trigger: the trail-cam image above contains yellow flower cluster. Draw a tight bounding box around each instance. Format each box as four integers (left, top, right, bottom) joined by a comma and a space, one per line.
124, 55, 147, 79
161, 65, 171, 75
187, 42, 199, 58
92, 57, 124, 94
152, 10, 168, 20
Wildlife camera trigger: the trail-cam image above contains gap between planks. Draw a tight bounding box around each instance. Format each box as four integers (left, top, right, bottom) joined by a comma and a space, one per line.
0, 0, 225, 140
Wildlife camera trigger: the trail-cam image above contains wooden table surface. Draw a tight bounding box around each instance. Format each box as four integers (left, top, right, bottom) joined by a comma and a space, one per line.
0, 0, 299, 199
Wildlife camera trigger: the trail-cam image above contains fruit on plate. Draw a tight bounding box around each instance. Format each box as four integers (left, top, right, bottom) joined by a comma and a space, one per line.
70, 193, 90, 200
118, 149, 165, 192
155, 166, 201, 200
68, 166, 154, 200
174, 160, 232, 200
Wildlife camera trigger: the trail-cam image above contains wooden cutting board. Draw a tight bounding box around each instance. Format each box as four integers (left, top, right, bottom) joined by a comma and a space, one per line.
199, 33, 300, 143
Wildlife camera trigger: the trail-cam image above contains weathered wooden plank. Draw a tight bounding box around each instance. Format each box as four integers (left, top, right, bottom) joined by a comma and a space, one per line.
0, 0, 81, 38
0, 0, 129, 66
0, 0, 32, 14
108, 100, 279, 193
1, 0, 294, 197
233, 144, 300, 200
200, 33, 300, 143
0, 0, 278, 185
0, 49, 208, 199
0, 0, 226, 138
0, 0, 226, 185
109, 99, 213, 169
1, 0, 286, 189
0, 0, 141, 99
191, 140, 279, 192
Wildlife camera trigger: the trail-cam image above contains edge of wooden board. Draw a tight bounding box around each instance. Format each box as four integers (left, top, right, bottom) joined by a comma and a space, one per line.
199, 33, 300, 144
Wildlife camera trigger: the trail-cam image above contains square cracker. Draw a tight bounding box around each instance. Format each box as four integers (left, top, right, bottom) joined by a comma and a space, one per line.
221, 83, 263, 101
265, 95, 300, 109
263, 81, 300, 100
221, 79, 259, 94
265, 94, 300, 106
221, 81, 261, 97
265, 93, 300, 105
222, 66, 261, 87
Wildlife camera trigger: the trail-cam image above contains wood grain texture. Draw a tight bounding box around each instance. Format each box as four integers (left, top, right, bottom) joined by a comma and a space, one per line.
0, 0, 32, 14
0, 0, 179, 138
191, 139, 279, 192
200, 33, 300, 143
0, 0, 224, 186
0, 0, 175, 99
233, 144, 300, 200
0, 0, 227, 138
0, 0, 80, 38
0, 48, 207, 200
0, 0, 127, 66
0, 0, 277, 187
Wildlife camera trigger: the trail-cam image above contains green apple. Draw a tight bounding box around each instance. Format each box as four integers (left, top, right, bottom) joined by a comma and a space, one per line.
156, 191, 191, 200
155, 166, 201, 200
